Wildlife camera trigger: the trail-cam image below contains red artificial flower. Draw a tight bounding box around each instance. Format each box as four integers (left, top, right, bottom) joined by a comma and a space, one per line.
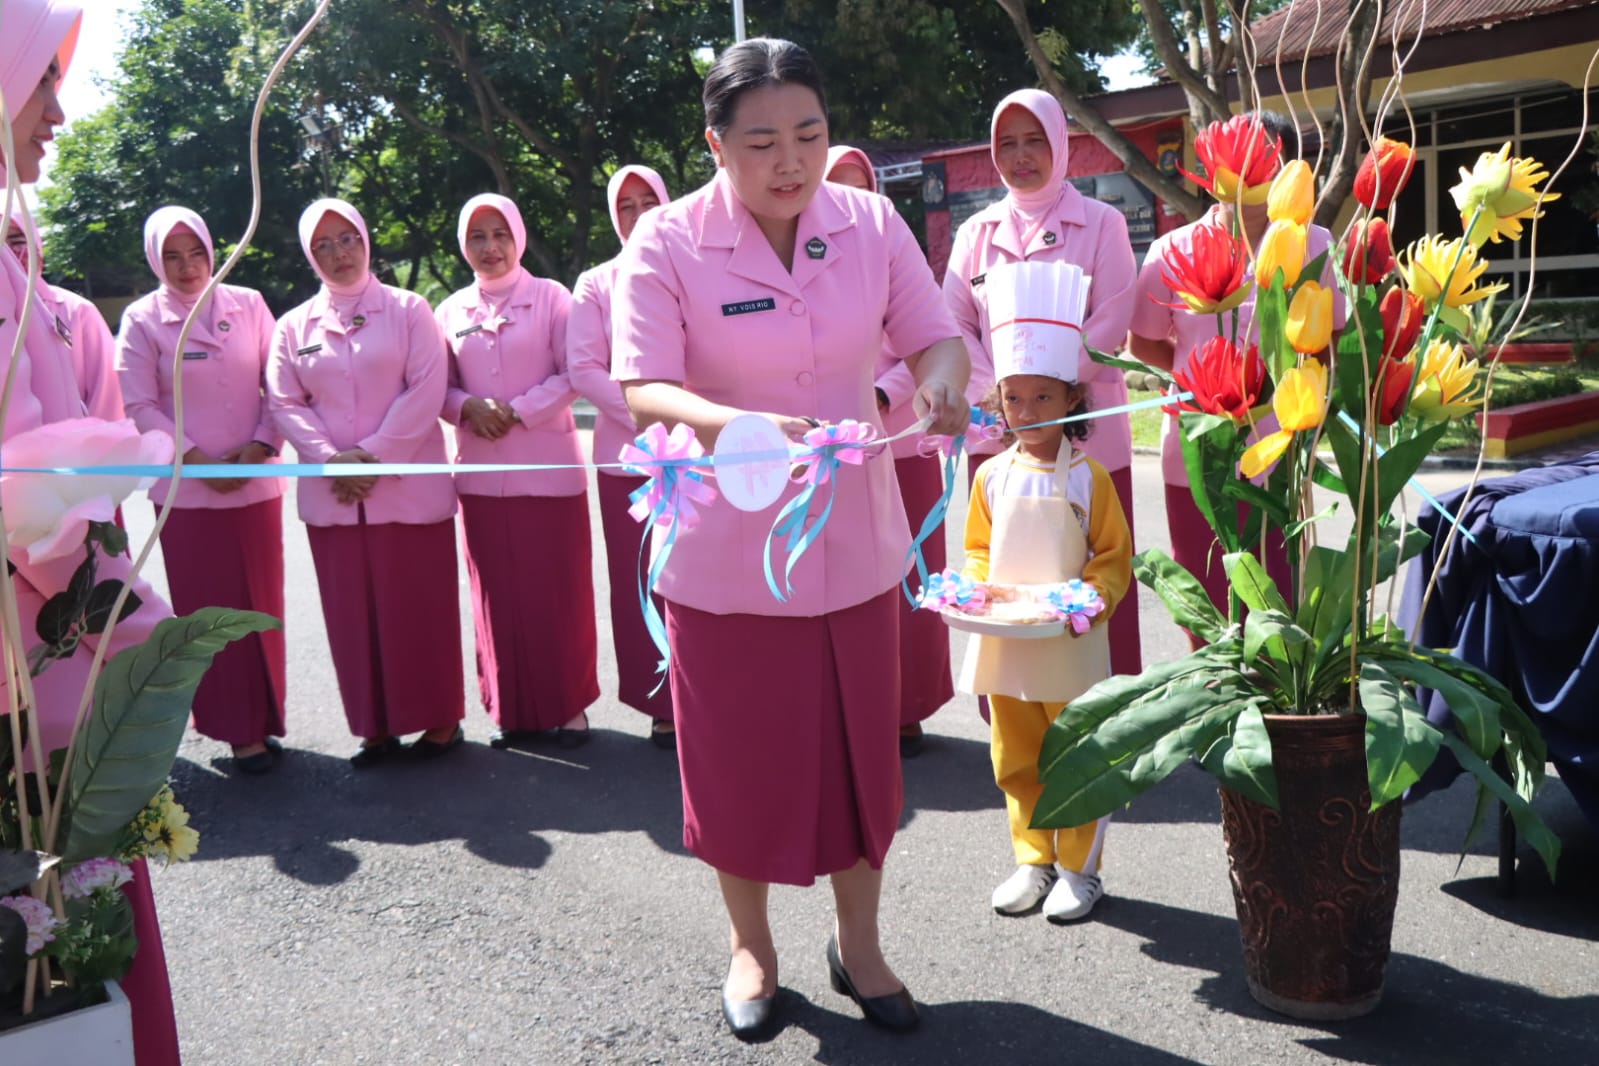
1379, 286, 1426, 362
1373, 355, 1416, 426
1343, 217, 1395, 285
1158, 223, 1252, 315
1180, 115, 1284, 205
1354, 138, 1416, 211
1169, 336, 1268, 424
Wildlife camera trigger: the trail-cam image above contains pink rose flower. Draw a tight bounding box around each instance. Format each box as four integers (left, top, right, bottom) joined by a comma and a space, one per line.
1, 418, 174, 564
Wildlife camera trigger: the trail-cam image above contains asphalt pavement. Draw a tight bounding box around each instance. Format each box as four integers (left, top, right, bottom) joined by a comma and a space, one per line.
133, 446, 1599, 1066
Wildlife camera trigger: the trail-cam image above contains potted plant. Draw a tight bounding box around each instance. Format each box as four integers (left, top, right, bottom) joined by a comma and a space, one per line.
1, 418, 278, 1048
1035, 124, 1563, 1019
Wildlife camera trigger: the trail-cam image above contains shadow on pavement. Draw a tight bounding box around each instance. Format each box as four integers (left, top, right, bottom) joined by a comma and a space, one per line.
172, 728, 691, 884
1097, 894, 1599, 1066
766, 991, 1205, 1065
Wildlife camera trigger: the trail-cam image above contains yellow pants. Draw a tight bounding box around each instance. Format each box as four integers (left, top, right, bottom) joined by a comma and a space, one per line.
990, 694, 1108, 871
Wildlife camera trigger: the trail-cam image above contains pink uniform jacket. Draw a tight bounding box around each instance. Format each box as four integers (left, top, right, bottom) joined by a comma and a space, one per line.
267, 280, 456, 526
611, 172, 959, 618
943, 181, 1138, 470
1129, 205, 1346, 484
40, 282, 121, 420
437, 270, 585, 498
567, 259, 641, 475
116, 284, 285, 508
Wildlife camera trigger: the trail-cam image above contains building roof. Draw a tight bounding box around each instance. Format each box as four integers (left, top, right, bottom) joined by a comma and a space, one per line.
1250, 0, 1599, 64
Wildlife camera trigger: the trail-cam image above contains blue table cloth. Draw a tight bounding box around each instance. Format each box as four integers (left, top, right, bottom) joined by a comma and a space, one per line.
1399, 453, 1599, 827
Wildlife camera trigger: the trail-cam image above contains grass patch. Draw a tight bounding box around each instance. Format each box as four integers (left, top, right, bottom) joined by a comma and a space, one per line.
1129, 389, 1165, 451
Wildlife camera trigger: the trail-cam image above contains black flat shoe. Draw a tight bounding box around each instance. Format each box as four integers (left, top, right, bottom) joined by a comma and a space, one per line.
650, 721, 677, 750
233, 748, 274, 775
349, 737, 402, 769
825, 936, 918, 1032
898, 725, 925, 759
410, 726, 465, 759
488, 728, 537, 750
553, 713, 590, 749
721, 988, 779, 1042
264, 736, 284, 756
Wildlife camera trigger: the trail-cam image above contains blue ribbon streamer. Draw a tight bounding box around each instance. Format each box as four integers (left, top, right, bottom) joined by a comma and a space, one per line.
1333, 410, 1479, 547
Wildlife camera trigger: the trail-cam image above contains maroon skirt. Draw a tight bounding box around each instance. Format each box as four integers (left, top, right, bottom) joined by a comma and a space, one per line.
1104, 465, 1142, 678
156, 498, 287, 746
460, 493, 599, 731
597, 474, 672, 719
306, 515, 465, 739
667, 589, 902, 886
894, 455, 953, 725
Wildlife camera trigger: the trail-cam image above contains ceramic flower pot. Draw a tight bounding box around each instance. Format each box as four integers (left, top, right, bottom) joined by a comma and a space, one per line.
0, 979, 135, 1064
1218, 712, 1402, 1020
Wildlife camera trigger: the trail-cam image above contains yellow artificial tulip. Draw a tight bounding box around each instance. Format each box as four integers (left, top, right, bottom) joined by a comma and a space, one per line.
1395, 234, 1506, 334
1254, 220, 1307, 289
1285, 281, 1334, 354
1409, 338, 1482, 423
1267, 159, 1315, 225
1239, 361, 1328, 477
1450, 142, 1561, 246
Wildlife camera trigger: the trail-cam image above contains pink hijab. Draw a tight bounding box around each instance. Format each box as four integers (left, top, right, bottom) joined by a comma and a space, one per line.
0, 0, 81, 178
297, 197, 372, 301
990, 88, 1071, 250
456, 192, 527, 298
142, 205, 214, 307
605, 165, 670, 244
824, 145, 878, 194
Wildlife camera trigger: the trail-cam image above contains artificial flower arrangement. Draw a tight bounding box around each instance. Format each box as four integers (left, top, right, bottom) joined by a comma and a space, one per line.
1033, 114, 1565, 875
0, 417, 276, 1027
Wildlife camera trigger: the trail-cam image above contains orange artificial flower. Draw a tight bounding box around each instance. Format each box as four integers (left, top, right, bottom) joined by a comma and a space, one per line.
1158, 223, 1252, 315
1181, 114, 1284, 206
1354, 138, 1416, 211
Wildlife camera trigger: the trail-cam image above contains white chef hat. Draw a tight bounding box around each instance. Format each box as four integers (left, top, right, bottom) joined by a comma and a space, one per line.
987, 260, 1090, 383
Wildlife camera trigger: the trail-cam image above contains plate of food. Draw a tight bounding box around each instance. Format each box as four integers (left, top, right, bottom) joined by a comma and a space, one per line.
939, 583, 1066, 639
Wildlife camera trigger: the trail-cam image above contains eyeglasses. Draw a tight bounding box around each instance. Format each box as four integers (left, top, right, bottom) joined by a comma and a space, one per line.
311, 232, 363, 259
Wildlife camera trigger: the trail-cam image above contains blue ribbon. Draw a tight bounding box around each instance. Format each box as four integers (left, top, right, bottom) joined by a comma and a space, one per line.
1333, 411, 1479, 547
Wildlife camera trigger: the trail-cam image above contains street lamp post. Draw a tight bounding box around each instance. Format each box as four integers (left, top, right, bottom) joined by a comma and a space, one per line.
733, 0, 745, 42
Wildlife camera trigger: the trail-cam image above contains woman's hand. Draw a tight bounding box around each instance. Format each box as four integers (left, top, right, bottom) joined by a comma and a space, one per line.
762, 412, 817, 443
184, 445, 246, 495
329, 448, 379, 504
916, 379, 971, 437
462, 397, 515, 440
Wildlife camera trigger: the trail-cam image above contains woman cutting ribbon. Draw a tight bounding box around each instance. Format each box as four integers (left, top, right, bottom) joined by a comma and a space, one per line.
612, 39, 969, 1040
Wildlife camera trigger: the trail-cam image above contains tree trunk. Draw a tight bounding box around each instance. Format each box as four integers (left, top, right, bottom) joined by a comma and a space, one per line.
1313, 0, 1381, 229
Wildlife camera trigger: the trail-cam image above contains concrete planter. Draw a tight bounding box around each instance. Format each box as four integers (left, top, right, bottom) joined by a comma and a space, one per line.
1477, 389, 1599, 458
0, 980, 134, 1065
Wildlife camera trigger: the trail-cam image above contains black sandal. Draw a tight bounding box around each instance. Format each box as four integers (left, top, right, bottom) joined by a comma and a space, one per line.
349, 737, 402, 769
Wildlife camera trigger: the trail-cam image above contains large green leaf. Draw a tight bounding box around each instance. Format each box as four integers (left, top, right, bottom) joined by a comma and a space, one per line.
1223, 552, 1291, 614
1360, 662, 1443, 807
1256, 280, 1291, 381
1438, 732, 1561, 881
1333, 287, 1383, 415
1179, 415, 1239, 553
1366, 653, 1500, 760
61, 608, 280, 863
1241, 607, 1308, 681
1200, 704, 1278, 807
1299, 543, 1354, 644
1035, 662, 1261, 827
1374, 422, 1452, 516
1133, 549, 1227, 643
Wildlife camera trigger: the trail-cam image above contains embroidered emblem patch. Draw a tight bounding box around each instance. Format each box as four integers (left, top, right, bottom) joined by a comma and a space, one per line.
352, 314, 367, 328
218, 320, 232, 332
1042, 231, 1057, 246
805, 237, 827, 260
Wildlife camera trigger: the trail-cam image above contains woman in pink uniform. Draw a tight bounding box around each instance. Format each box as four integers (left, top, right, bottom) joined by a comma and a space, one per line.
1127, 113, 1341, 635
438, 193, 598, 749
267, 198, 465, 766
2, 2, 182, 1059
824, 145, 952, 757
6, 209, 121, 420
117, 205, 287, 773
943, 89, 1142, 680
613, 39, 969, 1040
567, 165, 676, 747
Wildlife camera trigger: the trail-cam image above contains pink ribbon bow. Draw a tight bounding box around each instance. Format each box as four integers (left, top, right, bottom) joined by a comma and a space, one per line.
619, 422, 719, 530
790, 420, 878, 486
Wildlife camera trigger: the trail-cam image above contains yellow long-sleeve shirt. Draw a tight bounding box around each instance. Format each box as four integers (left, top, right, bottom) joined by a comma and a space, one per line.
963, 446, 1133, 621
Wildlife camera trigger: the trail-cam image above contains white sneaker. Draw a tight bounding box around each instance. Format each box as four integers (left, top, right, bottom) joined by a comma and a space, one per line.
991, 864, 1058, 915
1043, 867, 1105, 923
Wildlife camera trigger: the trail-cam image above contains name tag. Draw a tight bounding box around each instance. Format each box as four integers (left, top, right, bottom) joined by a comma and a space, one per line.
970, 273, 986, 288
721, 298, 776, 317
296, 343, 323, 356
181, 351, 208, 361
455, 323, 484, 338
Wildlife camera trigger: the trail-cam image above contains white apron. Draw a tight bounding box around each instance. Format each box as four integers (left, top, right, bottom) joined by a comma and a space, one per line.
959, 439, 1111, 702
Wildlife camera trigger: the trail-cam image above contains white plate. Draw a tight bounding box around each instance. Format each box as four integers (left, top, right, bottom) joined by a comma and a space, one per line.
940, 607, 1064, 639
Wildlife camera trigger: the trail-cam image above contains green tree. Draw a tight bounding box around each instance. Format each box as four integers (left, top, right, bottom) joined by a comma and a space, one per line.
40, 0, 321, 307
